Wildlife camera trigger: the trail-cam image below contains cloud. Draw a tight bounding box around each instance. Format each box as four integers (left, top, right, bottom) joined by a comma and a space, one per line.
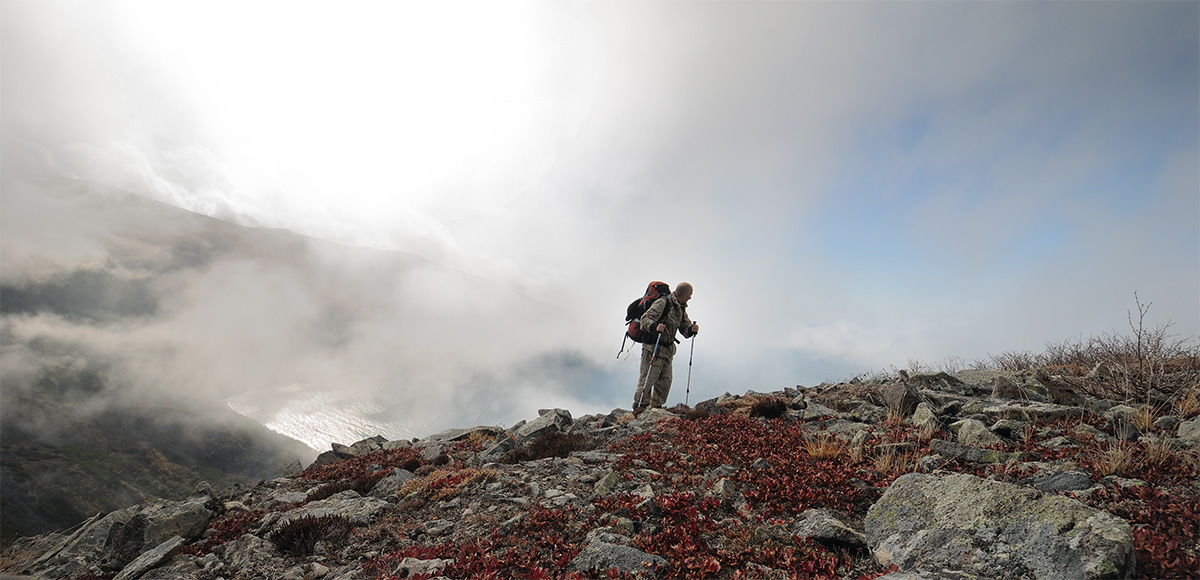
2, 1, 1196, 449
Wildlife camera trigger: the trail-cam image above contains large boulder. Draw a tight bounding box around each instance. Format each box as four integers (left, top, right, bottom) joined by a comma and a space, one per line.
1034, 369, 1086, 407
882, 383, 921, 417
992, 376, 1028, 400
14, 487, 216, 579
950, 418, 1003, 447
516, 408, 573, 439
865, 472, 1134, 580
570, 536, 666, 577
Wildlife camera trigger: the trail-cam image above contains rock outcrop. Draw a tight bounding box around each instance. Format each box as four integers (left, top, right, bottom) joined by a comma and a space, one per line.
4, 368, 1197, 580
866, 472, 1134, 580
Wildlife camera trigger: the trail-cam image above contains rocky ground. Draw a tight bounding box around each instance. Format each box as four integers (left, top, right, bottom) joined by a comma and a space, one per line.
2, 368, 1198, 580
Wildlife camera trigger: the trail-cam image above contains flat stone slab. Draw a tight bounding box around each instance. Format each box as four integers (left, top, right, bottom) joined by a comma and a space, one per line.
866, 472, 1133, 580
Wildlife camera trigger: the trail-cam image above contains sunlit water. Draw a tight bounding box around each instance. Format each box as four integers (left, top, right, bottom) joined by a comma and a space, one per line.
226, 383, 454, 451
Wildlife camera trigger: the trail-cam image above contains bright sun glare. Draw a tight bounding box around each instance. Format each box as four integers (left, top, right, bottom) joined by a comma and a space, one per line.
114, 1, 555, 250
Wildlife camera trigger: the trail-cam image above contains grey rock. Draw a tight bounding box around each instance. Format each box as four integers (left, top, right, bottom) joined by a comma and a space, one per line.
1040, 436, 1078, 449
421, 520, 455, 537
929, 439, 1027, 464
593, 470, 620, 496
516, 408, 572, 439
214, 533, 277, 570
1111, 420, 1140, 442
310, 448, 353, 467
992, 376, 1028, 400
1106, 405, 1138, 418
348, 435, 386, 455
990, 419, 1026, 438
882, 383, 921, 416
630, 407, 676, 426
1022, 470, 1094, 493
866, 472, 1133, 580
423, 426, 503, 443
1034, 369, 1086, 407
273, 494, 390, 529
959, 400, 1081, 422
570, 537, 666, 577
705, 478, 739, 503
392, 557, 451, 577
137, 494, 214, 557
137, 555, 204, 580
907, 372, 969, 395
21, 491, 215, 579
260, 490, 308, 509
113, 536, 184, 580
381, 439, 412, 450
280, 459, 304, 478
950, 418, 1003, 447
846, 400, 888, 423
791, 509, 866, 548
1177, 417, 1200, 443
1072, 424, 1110, 442
1153, 415, 1181, 431
368, 469, 416, 499
908, 403, 941, 431
419, 443, 447, 462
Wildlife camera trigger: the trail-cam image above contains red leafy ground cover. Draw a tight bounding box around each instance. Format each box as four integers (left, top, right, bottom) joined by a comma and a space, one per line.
168, 402, 1197, 580
354, 409, 1199, 578
299, 448, 425, 481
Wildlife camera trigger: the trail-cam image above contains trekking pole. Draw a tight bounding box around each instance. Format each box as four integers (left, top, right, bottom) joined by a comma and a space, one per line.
635, 333, 663, 409
685, 333, 695, 406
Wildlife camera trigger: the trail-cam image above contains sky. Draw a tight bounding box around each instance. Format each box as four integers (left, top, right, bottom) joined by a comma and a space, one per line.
2, 1, 1197, 449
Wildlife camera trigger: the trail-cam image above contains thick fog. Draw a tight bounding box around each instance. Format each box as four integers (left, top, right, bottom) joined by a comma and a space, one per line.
2, 1, 1197, 449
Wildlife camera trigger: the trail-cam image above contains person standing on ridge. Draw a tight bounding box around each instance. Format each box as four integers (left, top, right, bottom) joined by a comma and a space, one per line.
633, 282, 699, 412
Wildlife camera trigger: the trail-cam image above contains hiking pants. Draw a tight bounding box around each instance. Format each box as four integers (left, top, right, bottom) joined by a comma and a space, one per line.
633, 343, 673, 409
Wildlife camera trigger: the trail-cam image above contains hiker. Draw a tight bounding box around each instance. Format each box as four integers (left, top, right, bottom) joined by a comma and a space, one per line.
633, 282, 699, 411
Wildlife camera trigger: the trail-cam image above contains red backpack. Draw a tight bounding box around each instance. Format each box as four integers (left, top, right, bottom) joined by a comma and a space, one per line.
616, 281, 671, 357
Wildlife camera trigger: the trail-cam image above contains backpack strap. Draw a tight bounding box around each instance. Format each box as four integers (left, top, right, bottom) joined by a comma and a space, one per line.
648, 296, 682, 344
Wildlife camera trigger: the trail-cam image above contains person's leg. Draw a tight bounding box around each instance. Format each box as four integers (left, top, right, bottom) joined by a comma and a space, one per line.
633, 345, 661, 409
649, 357, 673, 408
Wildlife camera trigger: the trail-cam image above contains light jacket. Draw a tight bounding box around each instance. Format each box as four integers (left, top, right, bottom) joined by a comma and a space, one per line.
639, 294, 695, 357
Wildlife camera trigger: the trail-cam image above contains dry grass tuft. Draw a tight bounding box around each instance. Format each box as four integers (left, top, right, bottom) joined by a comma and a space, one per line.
1133, 403, 1161, 433
873, 449, 915, 477
1143, 439, 1178, 471
801, 432, 845, 460
1091, 442, 1140, 478
1176, 389, 1200, 419
848, 443, 866, 464
399, 467, 499, 501
881, 406, 906, 427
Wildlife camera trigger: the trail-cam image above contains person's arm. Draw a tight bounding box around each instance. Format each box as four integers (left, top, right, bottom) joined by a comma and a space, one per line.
680, 307, 697, 338
640, 297, 667, 334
